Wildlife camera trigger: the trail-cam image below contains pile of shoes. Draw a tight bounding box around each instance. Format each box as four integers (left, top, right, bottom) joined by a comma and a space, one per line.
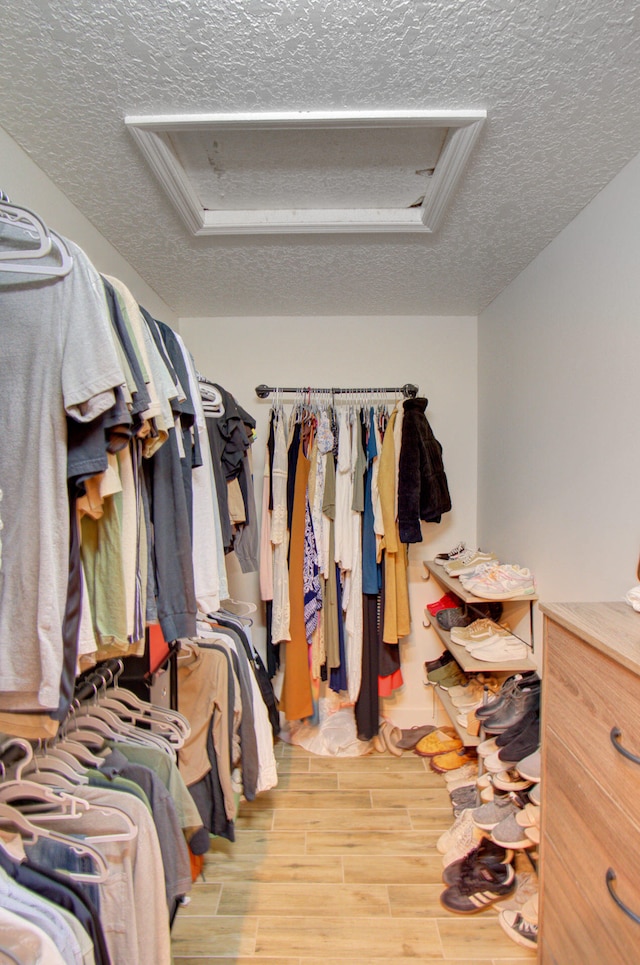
429, 670, 541, 952
423, 641, 512, 741
472, 672, 542, 809
435, 789, 539, 949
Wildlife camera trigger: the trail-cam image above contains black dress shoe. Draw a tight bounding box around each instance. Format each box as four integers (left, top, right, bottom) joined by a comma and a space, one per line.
481, 683, 541, 735
474, 673, 539, 721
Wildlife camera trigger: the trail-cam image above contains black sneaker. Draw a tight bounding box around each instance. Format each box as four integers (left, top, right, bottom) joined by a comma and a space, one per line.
442, 838, 514, 886
440, 862, 516, 914
424, 650, 455, 673
435, 541, 467, 564
436, 608, 474, 631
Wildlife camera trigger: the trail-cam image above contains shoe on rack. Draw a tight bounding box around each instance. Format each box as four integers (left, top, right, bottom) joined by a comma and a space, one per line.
515, 803, 541, 830
440, 862, 516, 914
445, 550, 499, 576
437, 808, 478, 856
481, 681, 541, 734
496, 718, 540, 763
467, 636, 529, 663
414, 728, 463, 757
498, 908, 539, 949
450, 785, 479, 809
451, 681, 487, 708
428, 665, 469, 692
477, 736, 500, 758
494, 709, 539, 748
424, 650, 455, 673
448, 673, 503, 698
451, 618, 506, 647
492, 768, 534, 793
442, 838, 514, 886
528, 782, 541, 806
484, 750, 519, 774
516, 748, 541, 782
474, 672, 539, 721
426, 592, 462, 615
444, 762, 479, 786
490, 813, 536, 850
462, 564, 536, 600
434, 542, 467, 566
495, 871, 539, 912
471, 796, 518, 831
436, 607, 475, 631
431, 748, 478, 774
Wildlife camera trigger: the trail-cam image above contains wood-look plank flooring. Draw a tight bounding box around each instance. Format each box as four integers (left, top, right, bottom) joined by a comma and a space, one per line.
172, 740, 536, 964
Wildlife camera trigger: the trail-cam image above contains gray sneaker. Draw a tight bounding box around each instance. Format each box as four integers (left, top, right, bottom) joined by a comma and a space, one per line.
490, 813, 535, 850
471, 796, 517, 831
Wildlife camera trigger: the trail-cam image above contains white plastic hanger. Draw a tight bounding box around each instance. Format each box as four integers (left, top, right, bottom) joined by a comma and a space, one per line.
0, 201, 73, 277
0, 803, 110, 883
49, 737, 104, 768
100, 661, 191, 740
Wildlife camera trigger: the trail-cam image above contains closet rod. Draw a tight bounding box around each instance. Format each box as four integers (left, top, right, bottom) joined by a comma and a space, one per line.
255, 382, 419, 399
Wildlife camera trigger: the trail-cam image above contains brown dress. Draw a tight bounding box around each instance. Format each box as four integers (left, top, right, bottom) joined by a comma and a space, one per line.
279, 441, 314, 721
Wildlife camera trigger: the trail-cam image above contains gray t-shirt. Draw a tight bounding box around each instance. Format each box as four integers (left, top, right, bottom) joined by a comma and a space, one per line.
0, 237, 124, 711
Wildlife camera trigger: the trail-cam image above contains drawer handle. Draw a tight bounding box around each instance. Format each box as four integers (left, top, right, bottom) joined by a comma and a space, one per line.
606, 868, 640, 925
610, 727, 640, 765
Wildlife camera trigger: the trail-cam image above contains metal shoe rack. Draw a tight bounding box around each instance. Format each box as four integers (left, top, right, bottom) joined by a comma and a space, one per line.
422, 559, 538, 747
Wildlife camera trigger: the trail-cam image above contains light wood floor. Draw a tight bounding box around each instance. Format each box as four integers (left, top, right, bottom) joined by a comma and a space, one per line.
171, 739, 537, 964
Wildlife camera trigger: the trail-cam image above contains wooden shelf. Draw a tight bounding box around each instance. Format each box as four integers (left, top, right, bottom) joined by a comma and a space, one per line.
431, 684, 481, 747
426, 615, 538, 675
423, 559, 538, 604
423, 558, 538, 673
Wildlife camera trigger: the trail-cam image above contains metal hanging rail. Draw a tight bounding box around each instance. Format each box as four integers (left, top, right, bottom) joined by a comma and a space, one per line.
255, 382, 419, 399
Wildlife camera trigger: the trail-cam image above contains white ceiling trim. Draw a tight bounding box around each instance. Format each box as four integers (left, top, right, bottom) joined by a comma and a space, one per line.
125, 109, 486, 235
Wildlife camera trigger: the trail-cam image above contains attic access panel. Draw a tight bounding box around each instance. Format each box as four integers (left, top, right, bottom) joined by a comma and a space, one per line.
125, 110, 486, 235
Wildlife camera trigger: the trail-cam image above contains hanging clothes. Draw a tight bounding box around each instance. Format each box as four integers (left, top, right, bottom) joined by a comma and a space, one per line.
398, 396, 452, 542
280, 439, 314, 721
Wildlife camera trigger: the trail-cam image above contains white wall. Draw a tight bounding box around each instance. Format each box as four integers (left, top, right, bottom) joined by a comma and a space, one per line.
0, 125, 176, 322
478, 149, 640, 628
180, 314, 478, 727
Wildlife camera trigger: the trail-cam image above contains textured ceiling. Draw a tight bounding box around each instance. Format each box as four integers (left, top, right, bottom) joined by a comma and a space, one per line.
2, 0, 640, 318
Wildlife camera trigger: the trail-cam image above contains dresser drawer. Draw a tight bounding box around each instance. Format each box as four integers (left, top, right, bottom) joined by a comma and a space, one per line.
541, 837, 640, 965
541, 729, 640, 961
544, 620, 640, 819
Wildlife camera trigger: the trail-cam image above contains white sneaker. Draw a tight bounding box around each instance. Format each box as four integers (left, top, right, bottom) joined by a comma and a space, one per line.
458, 560, 502, 587
465, 627, 516, 653
463, 564, 536, 600
498, 909, 538, 949
477, 737, 500, 758
445, 551, 498, 576
450, 618, 500, 646
468, 636, 528, 663
436, 808, 476, 855
438, 810, 483, 866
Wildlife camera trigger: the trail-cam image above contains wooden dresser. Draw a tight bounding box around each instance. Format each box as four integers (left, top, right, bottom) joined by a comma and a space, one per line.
539, 602, 640, 965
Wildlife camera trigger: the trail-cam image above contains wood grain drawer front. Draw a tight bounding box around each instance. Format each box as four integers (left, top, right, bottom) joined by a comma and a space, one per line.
542, 838, 640, 965
542, 731, 640, 958
544, 620, 640, 818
